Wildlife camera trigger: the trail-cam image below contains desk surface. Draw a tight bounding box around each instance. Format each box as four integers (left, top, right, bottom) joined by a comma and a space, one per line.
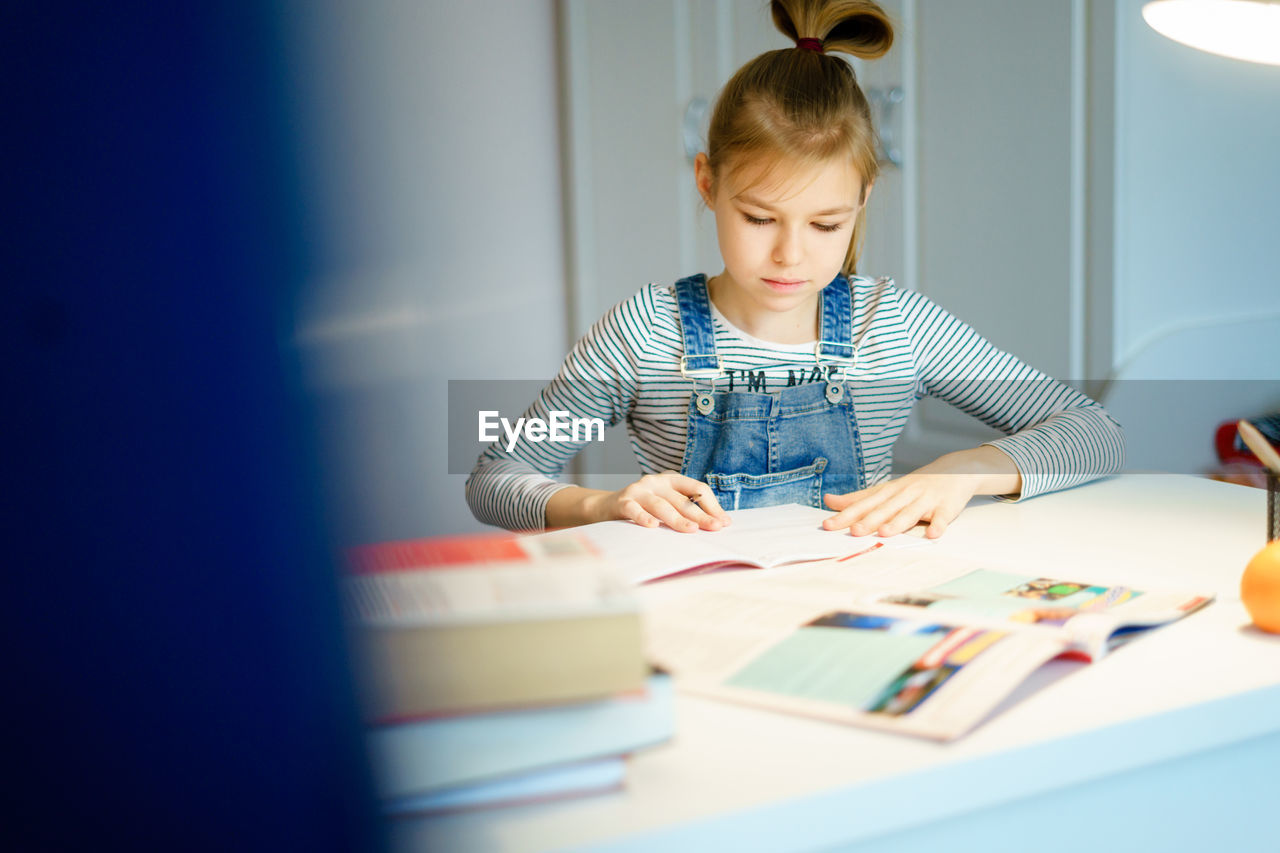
392, 475, 1280, 852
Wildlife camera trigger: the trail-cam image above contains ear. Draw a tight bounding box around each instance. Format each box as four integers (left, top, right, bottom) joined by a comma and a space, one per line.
694, 152, 714, 206
860, 179, 875, 208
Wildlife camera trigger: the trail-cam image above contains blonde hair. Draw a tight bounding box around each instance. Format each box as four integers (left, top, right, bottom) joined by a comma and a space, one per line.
705, 0, 893, 276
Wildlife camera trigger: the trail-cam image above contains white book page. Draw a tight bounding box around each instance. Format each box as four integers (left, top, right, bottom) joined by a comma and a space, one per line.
531, 503, 924, 585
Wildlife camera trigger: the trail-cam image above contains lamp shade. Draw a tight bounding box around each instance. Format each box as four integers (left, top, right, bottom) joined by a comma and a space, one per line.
1143, 0, 1280, 66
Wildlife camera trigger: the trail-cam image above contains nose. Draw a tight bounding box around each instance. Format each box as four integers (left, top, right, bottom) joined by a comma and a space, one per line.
772, 225, 801, 267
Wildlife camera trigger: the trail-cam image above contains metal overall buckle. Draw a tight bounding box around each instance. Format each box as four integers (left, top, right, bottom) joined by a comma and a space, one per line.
681, 355, 724, 415
814, 341, 857, 404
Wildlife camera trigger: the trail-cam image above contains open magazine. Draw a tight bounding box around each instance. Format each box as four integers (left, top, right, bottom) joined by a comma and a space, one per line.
639, 551, 1213, 741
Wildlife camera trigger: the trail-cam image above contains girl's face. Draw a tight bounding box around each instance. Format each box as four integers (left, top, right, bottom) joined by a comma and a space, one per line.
696, 153, 864, 336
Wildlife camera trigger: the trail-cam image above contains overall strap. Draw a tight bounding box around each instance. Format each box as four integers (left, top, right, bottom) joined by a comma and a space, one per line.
816, 275, 857, 404
817, 275, 856, 361
674, 274, 723, 378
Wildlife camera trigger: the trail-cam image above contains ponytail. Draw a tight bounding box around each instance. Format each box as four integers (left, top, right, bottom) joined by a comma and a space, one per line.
770, 0, 893, 60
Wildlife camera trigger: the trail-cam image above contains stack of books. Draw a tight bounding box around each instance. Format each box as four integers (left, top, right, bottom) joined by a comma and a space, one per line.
343, 532, 672, 816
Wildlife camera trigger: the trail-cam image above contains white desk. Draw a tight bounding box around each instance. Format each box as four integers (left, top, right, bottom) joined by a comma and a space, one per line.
393, 475, 1280, 852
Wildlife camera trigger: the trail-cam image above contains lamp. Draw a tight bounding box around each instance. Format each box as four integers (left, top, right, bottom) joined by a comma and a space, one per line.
1143, 0, 1280, 66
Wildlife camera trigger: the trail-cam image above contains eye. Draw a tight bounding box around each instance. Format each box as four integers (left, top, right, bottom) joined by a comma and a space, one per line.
743, 214, 773, 226
813, 222, 844, 233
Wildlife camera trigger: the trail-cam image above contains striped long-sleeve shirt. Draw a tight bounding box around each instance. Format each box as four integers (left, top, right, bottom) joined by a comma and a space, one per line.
466, 277, 1124, 531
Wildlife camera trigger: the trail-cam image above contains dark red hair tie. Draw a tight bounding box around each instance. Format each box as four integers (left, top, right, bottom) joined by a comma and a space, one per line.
796, 37, 824, 53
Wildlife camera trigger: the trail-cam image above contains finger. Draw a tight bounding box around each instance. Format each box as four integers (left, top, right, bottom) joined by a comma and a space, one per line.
644, 495, 701, 533
821, 486, 886, 529
848, 486, 920, 536
672, 491, 726, 530
925, 498, 966, 539
876, 495, 935, 537
694, 489, 730, 523
656, 486, 719, 530
825, 484, 903, 533
824, 496, 882, 531
667, 475, 730, 524
823, 492, 860, 511
619, 497, 660, 528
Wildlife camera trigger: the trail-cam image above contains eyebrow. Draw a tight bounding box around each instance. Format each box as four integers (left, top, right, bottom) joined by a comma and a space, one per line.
735, 193, 855, 217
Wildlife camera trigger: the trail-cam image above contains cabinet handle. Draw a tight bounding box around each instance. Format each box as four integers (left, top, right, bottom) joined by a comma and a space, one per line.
867, 86, 904, 168
683, 96, 709, 165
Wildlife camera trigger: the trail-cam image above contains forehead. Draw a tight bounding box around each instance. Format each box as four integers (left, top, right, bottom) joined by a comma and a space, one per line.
723, 154, 863, 206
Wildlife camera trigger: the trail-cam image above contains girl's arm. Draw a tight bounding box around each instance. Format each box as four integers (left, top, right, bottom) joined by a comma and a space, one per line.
465, 297, 643, 531
466, 286, 729, 533
897, 287, 1124, 498
823, 286, 1123, 538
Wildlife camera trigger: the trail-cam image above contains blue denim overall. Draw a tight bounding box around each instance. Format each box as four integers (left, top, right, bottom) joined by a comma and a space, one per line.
675, 273, 866, 510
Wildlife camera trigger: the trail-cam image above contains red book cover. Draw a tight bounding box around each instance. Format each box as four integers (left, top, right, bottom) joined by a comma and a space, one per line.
346, 533, 531, 575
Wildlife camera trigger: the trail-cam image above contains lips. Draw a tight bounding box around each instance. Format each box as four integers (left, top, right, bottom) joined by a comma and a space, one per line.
762, 278, 807, 292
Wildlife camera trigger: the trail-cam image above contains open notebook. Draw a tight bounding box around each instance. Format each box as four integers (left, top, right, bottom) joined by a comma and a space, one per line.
528, 503, 926, 585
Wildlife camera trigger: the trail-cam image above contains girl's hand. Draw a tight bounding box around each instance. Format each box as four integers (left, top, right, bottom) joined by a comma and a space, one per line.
821, 446, 1022, 539
546, 473, 731, 532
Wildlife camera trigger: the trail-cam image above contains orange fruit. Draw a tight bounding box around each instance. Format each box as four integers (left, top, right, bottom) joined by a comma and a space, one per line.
1241, 540, 1280, 633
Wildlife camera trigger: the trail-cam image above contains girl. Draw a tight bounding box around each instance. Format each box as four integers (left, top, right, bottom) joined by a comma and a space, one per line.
467, 0, 1124, 538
